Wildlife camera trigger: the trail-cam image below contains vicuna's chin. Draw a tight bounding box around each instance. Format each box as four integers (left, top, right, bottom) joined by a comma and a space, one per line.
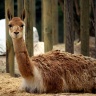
12, 36, 22, 39
10, 34, 23, 39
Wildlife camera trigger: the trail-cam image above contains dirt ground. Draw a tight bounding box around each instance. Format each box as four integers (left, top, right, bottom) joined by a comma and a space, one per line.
0, 37, 96, 96
0, 68, 96, 96
0, 73, 96, 96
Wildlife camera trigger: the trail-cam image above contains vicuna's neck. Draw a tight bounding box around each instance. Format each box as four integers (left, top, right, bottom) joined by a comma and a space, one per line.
12, 37, 33, 78
12, 37, 27, 53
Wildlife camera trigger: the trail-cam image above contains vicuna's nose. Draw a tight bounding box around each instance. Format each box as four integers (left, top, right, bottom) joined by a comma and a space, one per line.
14, 32, 19, 35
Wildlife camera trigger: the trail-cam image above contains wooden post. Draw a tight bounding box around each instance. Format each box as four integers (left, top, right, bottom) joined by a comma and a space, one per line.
80, 0, 89, 56
41, 0, 44, 41
94, 1, 96, 58
52, 0, 58, 45
17, 0, 24, 17
24, 0, 33, 56
64, 0, 74, 53
5, 0, 15, 76
33, 0, 36, 27
42, 0, 53, 52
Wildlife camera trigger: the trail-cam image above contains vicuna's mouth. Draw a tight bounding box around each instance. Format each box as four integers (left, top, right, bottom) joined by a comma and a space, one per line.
12, 33, 22, 39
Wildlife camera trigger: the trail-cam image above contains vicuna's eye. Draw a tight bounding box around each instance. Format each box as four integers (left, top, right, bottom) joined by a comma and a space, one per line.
20, 24, 24, 27
8, 24, 12, 28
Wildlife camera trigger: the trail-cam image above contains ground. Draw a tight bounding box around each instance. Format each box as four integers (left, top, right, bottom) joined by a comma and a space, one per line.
0, 37, 96, 96
0, 73, 95, 96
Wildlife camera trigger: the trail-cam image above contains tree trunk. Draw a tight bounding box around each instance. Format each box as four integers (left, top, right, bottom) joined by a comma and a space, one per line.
94, 0, 96, 58
80, 0, 89, 56
24, 0, 33, 56
52, 0, 58, 45
41, 0, 44, 41
64, 0, 74, 53
5, 0, 15, 76
42, 0, 53, 52
17, 0, 24, 17
33, 0, 36, 27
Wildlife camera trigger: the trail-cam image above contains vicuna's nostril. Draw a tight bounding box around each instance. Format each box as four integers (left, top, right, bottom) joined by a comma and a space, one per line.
14, 32, 19, 35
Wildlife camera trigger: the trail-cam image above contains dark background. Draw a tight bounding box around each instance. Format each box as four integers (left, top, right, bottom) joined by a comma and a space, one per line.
0, 0, 64, 43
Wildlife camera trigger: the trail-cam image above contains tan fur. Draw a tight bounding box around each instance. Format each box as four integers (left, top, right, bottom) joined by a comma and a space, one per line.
7, 9, 96, 93
32, 51, 96, 93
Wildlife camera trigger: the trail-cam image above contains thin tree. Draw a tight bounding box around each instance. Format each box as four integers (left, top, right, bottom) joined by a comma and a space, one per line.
41, 0, 44, 41
80, 0, 89, 56
33, 0, 36, 27
5, 0, 15, 76
42, 0, 53, 52
64, 0, 74, 53
52, 0, 58, 45
94, 0, 96, 58
24, 0, 33, 56
17, 0, 24, 17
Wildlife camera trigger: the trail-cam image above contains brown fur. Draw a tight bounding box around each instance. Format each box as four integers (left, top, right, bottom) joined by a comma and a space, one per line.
7, 9, 96, 93
13, 38, 33, 78
32, 50, 96, 93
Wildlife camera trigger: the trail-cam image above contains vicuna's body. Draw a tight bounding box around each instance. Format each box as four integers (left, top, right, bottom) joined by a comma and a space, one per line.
7, 9, 96, 93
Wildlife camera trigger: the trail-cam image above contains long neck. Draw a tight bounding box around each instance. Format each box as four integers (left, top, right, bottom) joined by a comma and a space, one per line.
12, 37, 33, 78
12, 37, 28, 53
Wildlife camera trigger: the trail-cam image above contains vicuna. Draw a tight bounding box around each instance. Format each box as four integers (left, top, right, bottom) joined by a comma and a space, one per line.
7, 9, 96, 93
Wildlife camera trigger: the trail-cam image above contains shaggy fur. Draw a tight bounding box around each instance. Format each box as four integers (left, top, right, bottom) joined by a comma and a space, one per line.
7, 9, 96, 93
32, 50, 96, 93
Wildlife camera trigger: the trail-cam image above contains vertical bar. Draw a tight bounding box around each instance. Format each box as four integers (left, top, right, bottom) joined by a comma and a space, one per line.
52, 0, 58, 45
41, 0, 44, 41
17, 0, 24, 17
24, 0, 33, 56
5, 0, 15, 76
80, 0, 89, 56
33, 0, 36, 27
42, 0, 53, 52
64, 0, 74, 53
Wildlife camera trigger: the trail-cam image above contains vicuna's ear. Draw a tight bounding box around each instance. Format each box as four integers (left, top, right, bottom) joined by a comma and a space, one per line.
7, 9, 13, 20
21, 9, 25, 20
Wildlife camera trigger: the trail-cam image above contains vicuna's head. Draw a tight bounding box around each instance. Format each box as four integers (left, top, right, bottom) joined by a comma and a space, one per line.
7, 9, 25, 39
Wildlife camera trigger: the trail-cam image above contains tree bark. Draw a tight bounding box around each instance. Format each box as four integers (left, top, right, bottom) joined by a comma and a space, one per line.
64, 0, 74, 53
5, 0, 15, 76
33, 0, 36, 27
41, 0, 44, 41
17, 0, 24, 17
52, 0, 58, 45
74, 0, 80, 16
94, 0, 96, 58
24, 0, 33, 56
80, 0, 89, 56
42, 0, 53, 52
